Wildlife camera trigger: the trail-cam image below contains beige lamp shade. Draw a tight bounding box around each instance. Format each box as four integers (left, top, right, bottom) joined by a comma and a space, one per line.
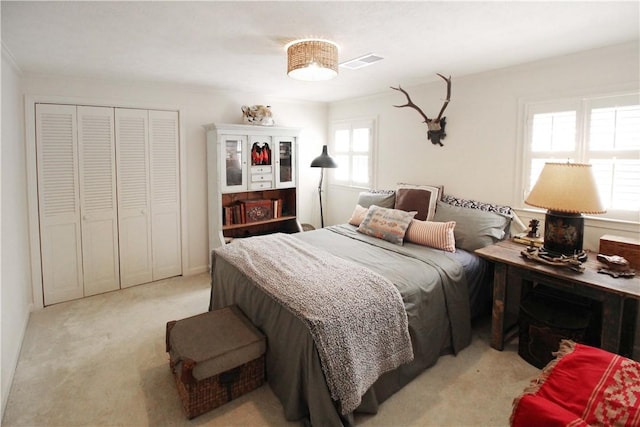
286, 39, 338, 81
525, 162, 606, 214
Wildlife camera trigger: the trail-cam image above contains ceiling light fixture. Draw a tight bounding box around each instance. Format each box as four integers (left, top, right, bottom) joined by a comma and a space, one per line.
286, 39, 339, 82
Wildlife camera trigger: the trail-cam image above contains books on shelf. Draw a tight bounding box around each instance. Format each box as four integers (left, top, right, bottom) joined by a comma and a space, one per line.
223, 203, 246, 226
272, 198, 283, 219
513, 232, 544, 248
223, 198, 285, 226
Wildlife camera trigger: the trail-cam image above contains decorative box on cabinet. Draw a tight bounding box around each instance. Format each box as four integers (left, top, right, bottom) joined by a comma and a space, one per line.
205, 123, 302, 255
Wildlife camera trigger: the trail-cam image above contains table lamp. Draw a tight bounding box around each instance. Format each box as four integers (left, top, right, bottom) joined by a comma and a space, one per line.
310, 145, 338, 227
525, 162, 605, 260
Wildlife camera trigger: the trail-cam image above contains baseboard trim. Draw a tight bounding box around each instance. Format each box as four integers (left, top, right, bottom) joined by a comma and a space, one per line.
1, 302, 32, 418
184, 265, 208, 276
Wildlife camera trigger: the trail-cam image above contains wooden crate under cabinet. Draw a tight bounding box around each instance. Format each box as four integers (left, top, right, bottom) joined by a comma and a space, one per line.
599, 235, 640, 270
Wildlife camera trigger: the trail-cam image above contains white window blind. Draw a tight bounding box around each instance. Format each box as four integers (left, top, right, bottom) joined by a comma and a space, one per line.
331, 118, 375, 188
523, 93, 640, 223
587, 102, 640, 214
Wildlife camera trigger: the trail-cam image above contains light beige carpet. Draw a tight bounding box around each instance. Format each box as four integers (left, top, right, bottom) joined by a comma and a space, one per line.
2, 273, 539, 427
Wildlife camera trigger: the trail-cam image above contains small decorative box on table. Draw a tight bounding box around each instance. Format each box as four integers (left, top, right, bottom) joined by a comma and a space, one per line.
599, 234, 640, 270
166, 305, 266, 419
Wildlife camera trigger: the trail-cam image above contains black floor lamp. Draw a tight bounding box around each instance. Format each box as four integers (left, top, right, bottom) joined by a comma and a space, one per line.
310, 145, 338, 228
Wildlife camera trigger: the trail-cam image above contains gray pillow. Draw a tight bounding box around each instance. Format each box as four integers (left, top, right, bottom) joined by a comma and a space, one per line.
440, 194, 513, 237
433, 200, 511, 251
357, 190, 395, 209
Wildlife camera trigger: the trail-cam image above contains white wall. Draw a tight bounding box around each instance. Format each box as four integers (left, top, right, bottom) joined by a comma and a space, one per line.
327, 42, 640, 251
0, 72, 326, 414
1, 49, 33, 417
21, 75, 328, 276
3, 40, 639, 414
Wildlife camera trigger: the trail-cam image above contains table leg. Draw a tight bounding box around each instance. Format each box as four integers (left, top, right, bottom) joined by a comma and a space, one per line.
491, 263, 507, 350
601, 294, 624, 354
622, 299, 639, 360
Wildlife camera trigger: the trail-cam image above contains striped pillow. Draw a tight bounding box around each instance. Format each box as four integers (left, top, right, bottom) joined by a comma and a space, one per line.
405, 220, 456, 252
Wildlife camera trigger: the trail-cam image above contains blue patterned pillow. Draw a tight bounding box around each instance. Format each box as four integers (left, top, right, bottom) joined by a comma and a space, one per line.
357, 205, 416, 245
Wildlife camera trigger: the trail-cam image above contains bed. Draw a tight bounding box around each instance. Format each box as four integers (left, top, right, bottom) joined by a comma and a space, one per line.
209, 187, 516, 426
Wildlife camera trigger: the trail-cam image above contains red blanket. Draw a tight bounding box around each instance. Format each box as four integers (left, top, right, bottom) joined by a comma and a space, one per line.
511, 340, 640, 427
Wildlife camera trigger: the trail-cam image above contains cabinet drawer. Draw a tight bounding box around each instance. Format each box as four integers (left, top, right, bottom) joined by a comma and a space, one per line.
251, 166, 272, 174
251, 173, 273, 182
250, 181, 273, 190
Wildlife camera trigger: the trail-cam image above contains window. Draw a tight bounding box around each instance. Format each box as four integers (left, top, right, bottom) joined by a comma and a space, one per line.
523, 93, 640, 222
330, 118, 375, 188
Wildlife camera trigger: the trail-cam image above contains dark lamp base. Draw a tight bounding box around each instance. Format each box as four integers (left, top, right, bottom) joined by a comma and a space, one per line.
543, 211, 586, 260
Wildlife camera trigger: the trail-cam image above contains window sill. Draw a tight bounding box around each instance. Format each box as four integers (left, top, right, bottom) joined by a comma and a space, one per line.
514, 207, 640, 233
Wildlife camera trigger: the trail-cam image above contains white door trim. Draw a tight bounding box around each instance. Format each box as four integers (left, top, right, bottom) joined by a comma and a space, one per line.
25, 94, 189, 308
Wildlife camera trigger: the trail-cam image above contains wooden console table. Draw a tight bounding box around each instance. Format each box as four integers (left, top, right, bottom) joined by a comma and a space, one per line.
476, 240, 640, 358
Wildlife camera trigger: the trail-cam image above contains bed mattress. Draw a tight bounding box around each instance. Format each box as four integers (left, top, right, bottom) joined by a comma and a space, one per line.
209, 224, 491, 425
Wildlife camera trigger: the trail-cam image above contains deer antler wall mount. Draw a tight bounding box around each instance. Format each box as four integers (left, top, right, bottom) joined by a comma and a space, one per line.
391, 73, 452, 146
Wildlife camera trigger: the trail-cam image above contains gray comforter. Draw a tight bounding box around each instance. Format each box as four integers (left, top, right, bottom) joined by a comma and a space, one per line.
209, 224, 472, 426
213, 233, 414, 415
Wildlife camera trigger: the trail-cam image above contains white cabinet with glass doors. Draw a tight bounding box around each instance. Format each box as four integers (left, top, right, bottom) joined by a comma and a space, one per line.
205, 123, 301, 255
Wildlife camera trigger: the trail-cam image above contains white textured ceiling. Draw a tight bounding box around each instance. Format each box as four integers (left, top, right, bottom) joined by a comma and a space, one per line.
2, 1, 639, 103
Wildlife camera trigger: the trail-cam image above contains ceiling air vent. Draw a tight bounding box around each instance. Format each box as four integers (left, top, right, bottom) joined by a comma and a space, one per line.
339, 53, 384, 70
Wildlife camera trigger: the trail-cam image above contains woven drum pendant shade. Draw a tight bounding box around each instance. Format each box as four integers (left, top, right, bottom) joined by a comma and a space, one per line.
286, 39, 338, 81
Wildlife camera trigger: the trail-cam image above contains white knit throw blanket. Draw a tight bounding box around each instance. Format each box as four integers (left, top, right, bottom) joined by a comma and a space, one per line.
215, 233, 414, 415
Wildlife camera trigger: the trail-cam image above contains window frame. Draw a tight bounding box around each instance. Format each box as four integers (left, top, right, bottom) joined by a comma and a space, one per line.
519, 91, 640, 224
329, 117, 377, 189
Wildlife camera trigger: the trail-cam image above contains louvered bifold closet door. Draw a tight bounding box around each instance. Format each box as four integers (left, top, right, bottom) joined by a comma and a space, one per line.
115, 108, 153, 287
77, 106, 120, 296
149, 110, 182, 280
36, 104, 84, 305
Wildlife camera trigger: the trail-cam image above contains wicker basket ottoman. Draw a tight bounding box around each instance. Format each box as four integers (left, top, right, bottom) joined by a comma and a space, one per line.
166, 305, 266, 419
